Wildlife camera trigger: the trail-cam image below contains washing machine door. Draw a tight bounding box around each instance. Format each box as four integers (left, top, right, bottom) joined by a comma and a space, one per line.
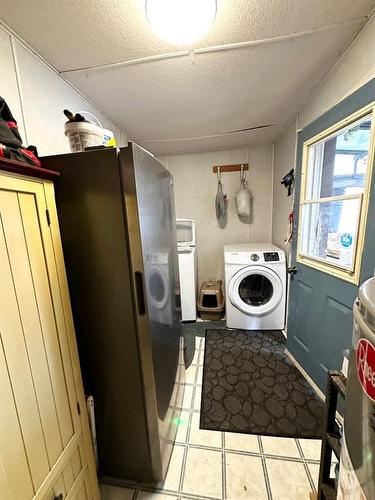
148, 265, 169, 310
229, 265, 282, 316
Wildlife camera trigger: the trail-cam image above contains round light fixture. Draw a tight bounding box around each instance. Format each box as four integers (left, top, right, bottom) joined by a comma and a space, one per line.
145, 0, 217, 45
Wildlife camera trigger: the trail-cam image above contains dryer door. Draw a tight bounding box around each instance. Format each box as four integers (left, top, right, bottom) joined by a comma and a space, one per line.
229, 265, 283, 316
148, 265, 170, 310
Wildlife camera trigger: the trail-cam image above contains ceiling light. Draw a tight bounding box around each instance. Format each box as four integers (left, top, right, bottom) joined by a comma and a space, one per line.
145, 0, 217, 45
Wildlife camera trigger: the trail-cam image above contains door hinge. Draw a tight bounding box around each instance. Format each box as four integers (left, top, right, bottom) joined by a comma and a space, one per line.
45, 208, 51, 226
77, 401, 81, 415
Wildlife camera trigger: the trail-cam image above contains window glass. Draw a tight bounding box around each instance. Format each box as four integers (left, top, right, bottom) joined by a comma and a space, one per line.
300, 198, 361, 270
299, 110, 373, 278
305, 114, 371, 200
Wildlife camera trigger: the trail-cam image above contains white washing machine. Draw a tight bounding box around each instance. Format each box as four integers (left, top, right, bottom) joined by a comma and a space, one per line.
224, 243, 286, 330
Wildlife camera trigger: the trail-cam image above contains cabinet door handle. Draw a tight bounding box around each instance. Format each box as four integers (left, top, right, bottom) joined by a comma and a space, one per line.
134, 271, 146, 315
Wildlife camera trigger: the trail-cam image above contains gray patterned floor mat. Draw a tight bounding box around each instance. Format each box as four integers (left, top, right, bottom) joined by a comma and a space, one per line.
200, 329, 325, 438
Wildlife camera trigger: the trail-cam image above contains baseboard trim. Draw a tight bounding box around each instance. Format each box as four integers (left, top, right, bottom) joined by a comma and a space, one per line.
286, 350, 343, 424
286, 350, 325, 401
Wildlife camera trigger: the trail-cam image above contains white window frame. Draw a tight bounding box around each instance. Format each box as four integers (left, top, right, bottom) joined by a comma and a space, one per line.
297, 103, 375, 285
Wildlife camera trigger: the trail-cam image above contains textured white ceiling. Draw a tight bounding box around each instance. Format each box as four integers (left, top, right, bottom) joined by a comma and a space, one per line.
140, 126, 285, 155
0, 0, 374, 153
1, 0, 374, 70
65, 21, 366, 152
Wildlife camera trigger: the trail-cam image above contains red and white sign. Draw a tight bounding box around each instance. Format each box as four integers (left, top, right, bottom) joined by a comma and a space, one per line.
356, 338, 375, 402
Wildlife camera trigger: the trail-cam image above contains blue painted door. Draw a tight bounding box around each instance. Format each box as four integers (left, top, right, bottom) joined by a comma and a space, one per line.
287, 79, 375, 393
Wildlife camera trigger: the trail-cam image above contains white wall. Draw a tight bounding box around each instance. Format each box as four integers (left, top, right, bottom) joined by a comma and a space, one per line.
299, 14, 375, 129
272, 14, 375, 255
271, 118, 297, 254
0, 25, 127, 156
159, 145, 273, 284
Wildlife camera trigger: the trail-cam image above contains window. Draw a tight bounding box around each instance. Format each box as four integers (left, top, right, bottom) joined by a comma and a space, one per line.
298, 106, 375, 283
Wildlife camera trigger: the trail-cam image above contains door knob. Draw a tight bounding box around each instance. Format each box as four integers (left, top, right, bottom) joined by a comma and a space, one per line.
54, 494, 63, 500
288, 266, 297, 275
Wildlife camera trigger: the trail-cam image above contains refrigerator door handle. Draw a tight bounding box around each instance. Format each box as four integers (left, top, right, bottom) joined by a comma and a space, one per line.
134, 271, 146, 315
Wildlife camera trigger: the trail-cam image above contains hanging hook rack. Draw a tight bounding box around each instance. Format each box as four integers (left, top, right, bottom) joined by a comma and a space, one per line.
212, 163, 249, 174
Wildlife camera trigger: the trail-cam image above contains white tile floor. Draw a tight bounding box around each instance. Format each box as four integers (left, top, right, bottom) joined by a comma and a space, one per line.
101, 336, 328, 500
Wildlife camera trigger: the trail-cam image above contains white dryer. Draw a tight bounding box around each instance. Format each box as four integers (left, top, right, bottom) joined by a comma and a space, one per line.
224, 243, 286, 330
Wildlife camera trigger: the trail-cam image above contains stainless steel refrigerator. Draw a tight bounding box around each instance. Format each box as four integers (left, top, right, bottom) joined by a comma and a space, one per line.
43, 144, 184, 484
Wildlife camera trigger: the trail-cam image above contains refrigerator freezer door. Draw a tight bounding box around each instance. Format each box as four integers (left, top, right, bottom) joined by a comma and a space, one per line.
120, 145, 183, 481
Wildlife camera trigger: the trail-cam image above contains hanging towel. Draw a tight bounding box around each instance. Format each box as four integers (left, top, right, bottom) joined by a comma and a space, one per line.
215, 180, 226, 220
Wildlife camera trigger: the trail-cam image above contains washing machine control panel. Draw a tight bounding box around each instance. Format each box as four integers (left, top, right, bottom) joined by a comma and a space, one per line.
225, 248, 286, 265
263, 252, 280, 262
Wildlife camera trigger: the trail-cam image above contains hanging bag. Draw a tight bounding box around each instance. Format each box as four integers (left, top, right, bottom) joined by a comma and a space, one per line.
215, 167, 227, 220
0, 97, 22, 147
235, 166, 251, 217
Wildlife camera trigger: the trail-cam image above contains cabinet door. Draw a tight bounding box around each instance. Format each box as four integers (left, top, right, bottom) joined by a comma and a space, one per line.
0, 175, 98, 500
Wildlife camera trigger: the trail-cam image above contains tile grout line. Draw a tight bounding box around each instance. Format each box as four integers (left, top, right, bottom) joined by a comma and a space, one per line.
178, 443, 189, 496
193, 362, 199, 386
189, 376, 198, 415
173, 440, 321, 464
164, 354, 197, 499
135, 485, 179, 498
222, 451, 226, 500
304, 461, 317, 493
138, 483, 184, 496
180, 492, 222, 500
178, 401, 195, 495
295, 439, 317, 492
259, 451, 320, 464
222, 432, 226, 500
258, 436, 273, 500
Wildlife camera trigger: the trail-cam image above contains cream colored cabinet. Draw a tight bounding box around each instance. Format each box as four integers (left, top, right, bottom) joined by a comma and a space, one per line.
0, 168, 100, 500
